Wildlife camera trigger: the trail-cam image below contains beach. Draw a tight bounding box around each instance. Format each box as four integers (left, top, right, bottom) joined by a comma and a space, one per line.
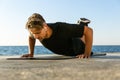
0, 53, 120, 80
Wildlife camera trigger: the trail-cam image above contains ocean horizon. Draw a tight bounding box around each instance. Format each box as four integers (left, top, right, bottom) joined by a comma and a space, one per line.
0, 45, 120, 56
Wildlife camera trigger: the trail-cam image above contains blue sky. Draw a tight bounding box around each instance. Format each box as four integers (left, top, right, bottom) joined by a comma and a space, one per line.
0, 0, 120, 45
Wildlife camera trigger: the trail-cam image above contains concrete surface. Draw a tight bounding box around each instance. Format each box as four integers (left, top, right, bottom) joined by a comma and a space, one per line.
0, 53, 120, 80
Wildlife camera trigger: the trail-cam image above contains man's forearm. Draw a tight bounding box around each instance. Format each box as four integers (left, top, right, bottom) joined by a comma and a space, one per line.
84, 26, 93, 57
29, 36, 36, 55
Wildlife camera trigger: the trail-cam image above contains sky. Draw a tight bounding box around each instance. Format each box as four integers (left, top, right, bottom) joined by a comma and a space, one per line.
0, 0, 120, 46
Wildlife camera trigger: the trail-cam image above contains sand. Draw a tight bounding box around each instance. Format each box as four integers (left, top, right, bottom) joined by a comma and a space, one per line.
0, 53, 120, 80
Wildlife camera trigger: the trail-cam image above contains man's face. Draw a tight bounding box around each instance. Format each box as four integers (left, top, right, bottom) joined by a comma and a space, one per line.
29, 27, 47, 40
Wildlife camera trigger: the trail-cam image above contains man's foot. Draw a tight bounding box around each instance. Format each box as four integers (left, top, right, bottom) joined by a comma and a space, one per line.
77, 18, 91, 26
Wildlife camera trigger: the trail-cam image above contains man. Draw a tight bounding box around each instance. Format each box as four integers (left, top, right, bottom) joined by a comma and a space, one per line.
22, 13, 93, 58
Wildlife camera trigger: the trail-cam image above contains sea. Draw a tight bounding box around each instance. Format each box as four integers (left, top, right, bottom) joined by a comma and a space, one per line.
0, 45, 120, 56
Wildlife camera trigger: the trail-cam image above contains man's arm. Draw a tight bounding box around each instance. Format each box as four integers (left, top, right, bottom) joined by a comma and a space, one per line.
76, 26, 93, 58
21, 36, 36, 57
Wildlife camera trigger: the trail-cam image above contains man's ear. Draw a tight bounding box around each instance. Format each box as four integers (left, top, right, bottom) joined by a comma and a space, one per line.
44, 27, 47, 31
43, 23, 48, 31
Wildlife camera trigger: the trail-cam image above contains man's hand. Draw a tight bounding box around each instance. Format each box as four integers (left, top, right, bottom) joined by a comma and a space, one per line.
21, 54, 33, 58
76, 53, 90, 59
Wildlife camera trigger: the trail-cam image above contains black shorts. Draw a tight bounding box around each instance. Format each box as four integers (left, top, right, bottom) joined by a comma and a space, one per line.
72, 38, 85, 56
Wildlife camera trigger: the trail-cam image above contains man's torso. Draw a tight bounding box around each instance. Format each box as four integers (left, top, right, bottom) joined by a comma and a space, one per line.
40, 22, 84, 55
